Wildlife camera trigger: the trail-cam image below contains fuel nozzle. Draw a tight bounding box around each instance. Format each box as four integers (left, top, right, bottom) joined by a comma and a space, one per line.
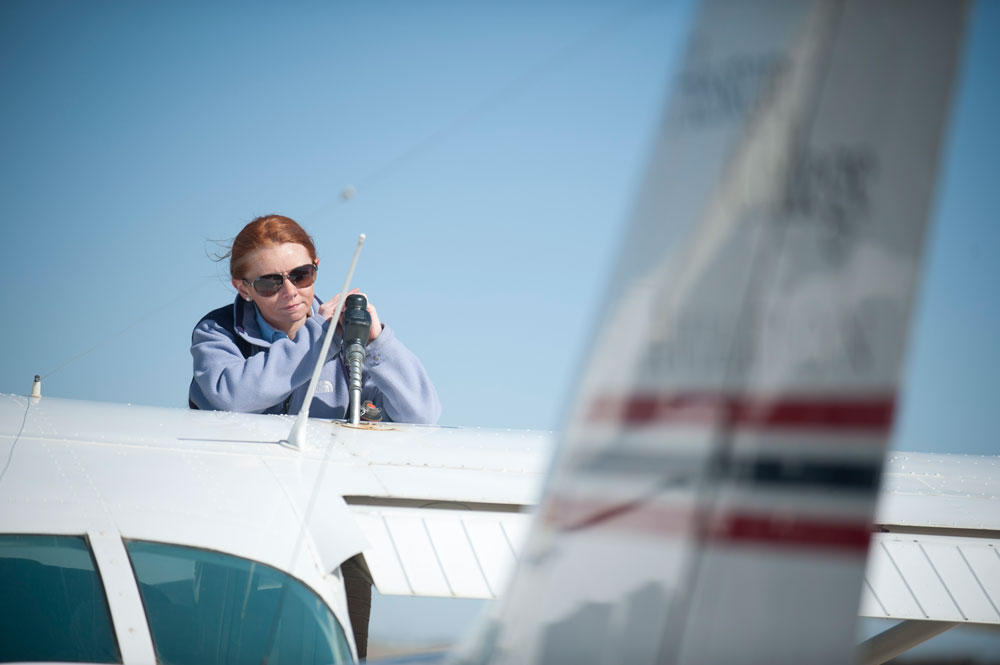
343, 294, 371, 425
343, 294, 372, 350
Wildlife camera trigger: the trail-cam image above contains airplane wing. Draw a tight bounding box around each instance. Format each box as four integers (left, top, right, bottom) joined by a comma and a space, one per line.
347, 448, 1000, 608
344, 440, 1000, 662
859, 452, 1000, 663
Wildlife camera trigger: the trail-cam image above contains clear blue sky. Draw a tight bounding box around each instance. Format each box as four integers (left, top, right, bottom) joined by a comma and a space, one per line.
1, 0, 998, 655
0, 0, 691, 432
2, 0, 996, 452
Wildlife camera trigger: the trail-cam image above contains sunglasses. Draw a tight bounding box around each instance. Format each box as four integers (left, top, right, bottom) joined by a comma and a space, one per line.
243, 264, 317, 297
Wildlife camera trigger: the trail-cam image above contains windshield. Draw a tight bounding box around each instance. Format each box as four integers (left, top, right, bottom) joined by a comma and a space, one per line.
0, 534, 120, 663
126, 540, 353, 665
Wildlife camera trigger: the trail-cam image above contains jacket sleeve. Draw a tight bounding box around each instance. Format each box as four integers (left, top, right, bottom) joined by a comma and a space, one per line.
361, 326, 442, 425
190, 313, 335, 413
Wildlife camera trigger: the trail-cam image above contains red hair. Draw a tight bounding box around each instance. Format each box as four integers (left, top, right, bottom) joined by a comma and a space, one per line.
225, 215, 317, 279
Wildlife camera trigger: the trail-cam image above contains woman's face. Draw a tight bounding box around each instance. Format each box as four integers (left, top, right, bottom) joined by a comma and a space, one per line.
233, 243, 317, 338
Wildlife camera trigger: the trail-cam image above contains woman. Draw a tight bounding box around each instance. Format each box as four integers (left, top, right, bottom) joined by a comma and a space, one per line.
189, 214, 441, 424
189, 214, 440, 659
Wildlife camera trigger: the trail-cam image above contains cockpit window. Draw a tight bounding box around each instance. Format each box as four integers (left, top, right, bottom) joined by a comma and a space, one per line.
125, 540, 353, 665
0, 534, 121, 663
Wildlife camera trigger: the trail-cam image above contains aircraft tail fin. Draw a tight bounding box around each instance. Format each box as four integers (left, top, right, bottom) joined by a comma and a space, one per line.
456, 1, 969, 663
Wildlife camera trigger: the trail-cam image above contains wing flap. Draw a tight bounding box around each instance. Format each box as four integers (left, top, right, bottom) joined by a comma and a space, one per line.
349, 505, 532, 599
862, 532, 1000, 625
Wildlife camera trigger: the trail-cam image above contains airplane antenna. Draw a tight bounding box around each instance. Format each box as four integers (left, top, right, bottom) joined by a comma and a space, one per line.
29, 375, 41, 399
284, 233, 366, 450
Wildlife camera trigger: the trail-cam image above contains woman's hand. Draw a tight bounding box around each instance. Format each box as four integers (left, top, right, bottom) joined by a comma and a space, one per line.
319, 288, 382, 342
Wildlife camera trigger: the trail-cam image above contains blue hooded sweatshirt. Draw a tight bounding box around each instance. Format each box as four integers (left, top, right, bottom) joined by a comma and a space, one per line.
189, 296, 441, 423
